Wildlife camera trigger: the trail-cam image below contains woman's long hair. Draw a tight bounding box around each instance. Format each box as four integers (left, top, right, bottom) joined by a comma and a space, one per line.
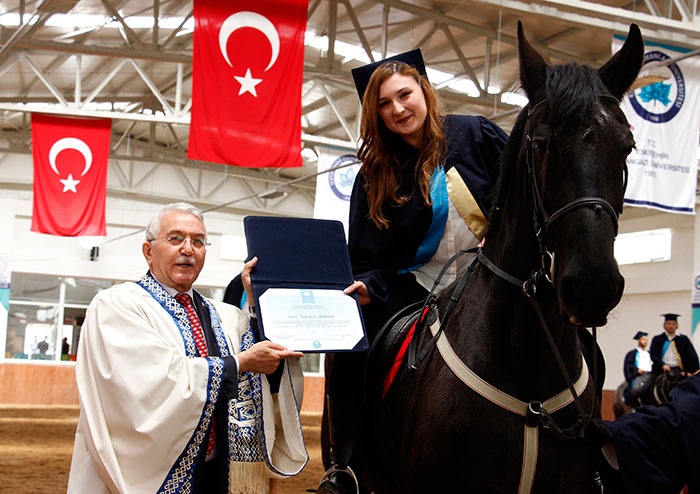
358, 61, 445, 229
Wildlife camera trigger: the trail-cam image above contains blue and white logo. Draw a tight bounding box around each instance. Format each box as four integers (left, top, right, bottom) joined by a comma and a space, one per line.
301, 290, 315, 304
313, 340, 322, 349
628, 51, 685, 124
328, 154, 361, 201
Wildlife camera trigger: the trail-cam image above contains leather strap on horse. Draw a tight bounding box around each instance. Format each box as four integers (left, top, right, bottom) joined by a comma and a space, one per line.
429, 317, 590, 494
407, 247, 480, 371
477, 247, 595, 437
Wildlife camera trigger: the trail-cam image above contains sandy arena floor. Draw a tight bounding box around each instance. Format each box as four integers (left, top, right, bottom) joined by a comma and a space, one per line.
0, 405, 324, 494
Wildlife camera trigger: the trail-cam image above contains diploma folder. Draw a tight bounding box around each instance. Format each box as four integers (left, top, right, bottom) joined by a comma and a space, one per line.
244, 216, 369, 353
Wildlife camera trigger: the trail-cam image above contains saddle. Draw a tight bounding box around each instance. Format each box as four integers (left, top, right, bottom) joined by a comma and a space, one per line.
372, 301, 437, 397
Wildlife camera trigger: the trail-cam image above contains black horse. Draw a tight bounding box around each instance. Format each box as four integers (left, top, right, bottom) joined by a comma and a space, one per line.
613, 370, 685, 418
357, 23, 644, 494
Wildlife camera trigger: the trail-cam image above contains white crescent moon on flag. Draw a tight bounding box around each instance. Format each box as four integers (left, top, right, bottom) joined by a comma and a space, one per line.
219, 11, 280, 72
48, 137, 93, 176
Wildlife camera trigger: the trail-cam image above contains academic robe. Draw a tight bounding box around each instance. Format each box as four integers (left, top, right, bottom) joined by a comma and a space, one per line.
324, 115, 507, 468
649, 333, 699, 374
67, 274, 307, 494
602, 373, 700, 494
348, 114, 508, 308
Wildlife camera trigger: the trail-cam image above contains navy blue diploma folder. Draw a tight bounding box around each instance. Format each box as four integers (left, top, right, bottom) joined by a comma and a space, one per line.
243, 216, 368, 352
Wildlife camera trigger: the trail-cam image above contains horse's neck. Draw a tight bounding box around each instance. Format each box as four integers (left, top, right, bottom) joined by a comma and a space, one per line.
452, 171, 583, 399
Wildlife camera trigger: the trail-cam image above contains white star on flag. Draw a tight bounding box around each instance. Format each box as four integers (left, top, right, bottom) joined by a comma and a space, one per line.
60, 174, 80, 193
234, 68, 263, 97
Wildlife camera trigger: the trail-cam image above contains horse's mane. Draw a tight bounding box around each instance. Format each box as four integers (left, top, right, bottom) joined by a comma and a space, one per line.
486, 62, 614, 235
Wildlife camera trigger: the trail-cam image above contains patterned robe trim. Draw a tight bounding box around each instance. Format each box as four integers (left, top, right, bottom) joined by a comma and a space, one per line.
136, 272, 225, 494
229, 318, 266, 464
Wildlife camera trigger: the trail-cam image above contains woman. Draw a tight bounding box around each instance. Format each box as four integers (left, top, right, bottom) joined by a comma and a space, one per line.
319, 50, 508, 494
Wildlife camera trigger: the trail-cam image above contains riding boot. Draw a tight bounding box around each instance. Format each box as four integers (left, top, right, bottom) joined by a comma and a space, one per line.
317, 395, 367, 494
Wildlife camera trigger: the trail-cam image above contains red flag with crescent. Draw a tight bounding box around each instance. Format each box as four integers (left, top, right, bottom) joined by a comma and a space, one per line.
188, 0, 308, 168
31, 114, 111, 236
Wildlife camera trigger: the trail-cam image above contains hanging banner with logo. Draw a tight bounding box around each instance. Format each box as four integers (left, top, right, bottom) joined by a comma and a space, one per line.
613, 37, 700, 214
693, 273, 700, 351
313, 147, 361, 238
188, 0, 308, 168
31, 114, 111, 236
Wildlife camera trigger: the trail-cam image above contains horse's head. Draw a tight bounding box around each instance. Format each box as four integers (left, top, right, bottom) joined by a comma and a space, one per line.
513, 22, 643, 327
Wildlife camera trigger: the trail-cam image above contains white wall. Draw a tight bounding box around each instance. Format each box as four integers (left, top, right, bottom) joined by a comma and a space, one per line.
599, 210, 697, 389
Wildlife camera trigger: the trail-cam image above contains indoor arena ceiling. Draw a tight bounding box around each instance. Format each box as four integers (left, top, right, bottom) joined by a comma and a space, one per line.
0, 0, 699, 215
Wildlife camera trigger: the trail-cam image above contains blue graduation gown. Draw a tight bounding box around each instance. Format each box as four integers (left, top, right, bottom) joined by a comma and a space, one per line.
348, 114, 507, 307
649, 333, 699, 374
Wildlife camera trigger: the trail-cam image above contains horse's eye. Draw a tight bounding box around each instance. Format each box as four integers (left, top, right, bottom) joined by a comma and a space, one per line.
533, 138, 547, 153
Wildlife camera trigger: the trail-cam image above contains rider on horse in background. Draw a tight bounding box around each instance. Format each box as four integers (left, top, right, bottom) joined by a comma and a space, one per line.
623, 331, 653, 405
649, 313, 699, 378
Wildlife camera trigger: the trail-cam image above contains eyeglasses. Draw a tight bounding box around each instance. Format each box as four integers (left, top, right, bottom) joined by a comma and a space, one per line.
149, 235, 211, 249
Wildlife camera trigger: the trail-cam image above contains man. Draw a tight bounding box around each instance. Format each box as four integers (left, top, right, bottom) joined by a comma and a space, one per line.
623, 331, 653, 405
67, 203, 308, 494
650, 313, 699, 376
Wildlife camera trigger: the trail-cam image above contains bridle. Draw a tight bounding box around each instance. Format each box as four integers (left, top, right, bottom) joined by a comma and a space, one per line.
475, 94, 630, 439
524, 96, 627, 278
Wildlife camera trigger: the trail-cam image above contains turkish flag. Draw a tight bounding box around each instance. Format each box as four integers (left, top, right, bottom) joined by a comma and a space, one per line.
31, 114, 111, 236
188, 0, 308, 168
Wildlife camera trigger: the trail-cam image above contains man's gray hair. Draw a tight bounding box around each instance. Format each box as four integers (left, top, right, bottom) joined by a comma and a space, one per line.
145, 202, 207, 241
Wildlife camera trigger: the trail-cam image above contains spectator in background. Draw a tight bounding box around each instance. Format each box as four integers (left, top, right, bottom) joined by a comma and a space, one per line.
623, 331, 653, 405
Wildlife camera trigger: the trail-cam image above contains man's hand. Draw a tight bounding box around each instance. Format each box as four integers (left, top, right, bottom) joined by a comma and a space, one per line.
237, 340, 304, 374
663, 364, 671, 373
638, 368, 644, 375
241, 256, 257, 305
344, 280, 371, 306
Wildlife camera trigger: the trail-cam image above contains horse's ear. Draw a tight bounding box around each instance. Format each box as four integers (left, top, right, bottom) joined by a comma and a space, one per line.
598, 24, 644, 100
517, 21, 547, 102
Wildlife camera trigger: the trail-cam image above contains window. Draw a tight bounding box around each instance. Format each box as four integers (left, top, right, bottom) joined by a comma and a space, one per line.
3, 274, 112, 362
614, 228, 672, 265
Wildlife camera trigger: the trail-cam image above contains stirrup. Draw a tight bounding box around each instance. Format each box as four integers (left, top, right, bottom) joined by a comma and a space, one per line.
318, 464, 360, 494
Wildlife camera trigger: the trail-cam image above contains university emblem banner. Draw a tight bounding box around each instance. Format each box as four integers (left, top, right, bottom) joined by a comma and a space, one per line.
312, 147, 361, 238
188, 0, 308, 168
31, 114, 111, 236
613, 36, 700, 214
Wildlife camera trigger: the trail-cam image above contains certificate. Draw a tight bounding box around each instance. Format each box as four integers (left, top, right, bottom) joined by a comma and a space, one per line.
258, 288, 365, 352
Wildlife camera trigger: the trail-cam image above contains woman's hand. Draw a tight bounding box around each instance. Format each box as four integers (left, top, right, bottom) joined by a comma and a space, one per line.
241, 256, 257, 306
344, 280, 371, 306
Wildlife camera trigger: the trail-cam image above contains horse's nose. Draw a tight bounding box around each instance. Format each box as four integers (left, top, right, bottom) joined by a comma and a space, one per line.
559, 268, 624, 325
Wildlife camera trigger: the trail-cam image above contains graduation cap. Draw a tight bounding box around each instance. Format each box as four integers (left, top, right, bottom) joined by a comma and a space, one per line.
661, 313, 680, 322
351, 48, 428, 102
633, 331, 648, 340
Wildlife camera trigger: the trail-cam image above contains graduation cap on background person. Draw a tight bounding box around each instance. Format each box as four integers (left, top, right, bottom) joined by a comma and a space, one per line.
351, 48, 428, 102
661, 313, 680, 322
633, 331, 648, 340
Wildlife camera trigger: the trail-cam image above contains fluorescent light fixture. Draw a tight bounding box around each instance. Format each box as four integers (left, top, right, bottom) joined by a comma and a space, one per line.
0, 12, 193, 30
501, 92, 528, 107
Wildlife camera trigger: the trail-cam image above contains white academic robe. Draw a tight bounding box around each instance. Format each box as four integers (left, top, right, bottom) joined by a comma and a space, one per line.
67, 277, 308, 494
